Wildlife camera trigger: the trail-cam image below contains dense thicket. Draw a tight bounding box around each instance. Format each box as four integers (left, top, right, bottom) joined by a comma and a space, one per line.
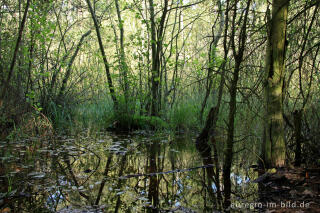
1, 0, 320, 210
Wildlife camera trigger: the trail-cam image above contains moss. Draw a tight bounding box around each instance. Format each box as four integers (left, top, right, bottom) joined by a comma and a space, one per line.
111, 114, 169, 131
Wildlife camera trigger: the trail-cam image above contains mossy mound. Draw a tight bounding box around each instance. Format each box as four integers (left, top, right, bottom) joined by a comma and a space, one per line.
109, 114, 169, 131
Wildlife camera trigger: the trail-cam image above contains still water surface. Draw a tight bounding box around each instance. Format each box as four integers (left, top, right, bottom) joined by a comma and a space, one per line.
0, 131, 258, 212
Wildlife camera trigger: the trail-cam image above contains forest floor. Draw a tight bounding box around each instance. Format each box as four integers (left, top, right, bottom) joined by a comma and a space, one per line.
256, 167, 320, 212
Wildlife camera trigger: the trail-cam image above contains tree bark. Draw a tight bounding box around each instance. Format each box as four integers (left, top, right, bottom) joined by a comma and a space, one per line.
0, 0, 31, 107
264, 0, 289, 168
148, 0, 168, 116
57, 30, 91, 101
223, 0, 251, 210
195, 0, 228, 209
199, 3, 224, 123
115, 0, 130, 107
147, 142, 159, 212
293, 110, 302, 167
86, 0, 118, 110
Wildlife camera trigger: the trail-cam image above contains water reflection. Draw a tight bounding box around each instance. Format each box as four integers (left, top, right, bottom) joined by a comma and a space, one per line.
0, 132, 259, 212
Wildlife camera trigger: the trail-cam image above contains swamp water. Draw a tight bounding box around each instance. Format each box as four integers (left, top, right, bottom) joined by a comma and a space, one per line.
0, 131, 259, 212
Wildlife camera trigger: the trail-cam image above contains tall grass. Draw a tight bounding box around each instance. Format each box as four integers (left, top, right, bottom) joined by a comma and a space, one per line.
73, 99, 114, 132
168, 98, 203, 132
45, 93, 213, 134
46, 101, 73, 132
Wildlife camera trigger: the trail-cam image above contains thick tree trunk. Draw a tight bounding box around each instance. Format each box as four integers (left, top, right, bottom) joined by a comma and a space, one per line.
264, 0, 288, 168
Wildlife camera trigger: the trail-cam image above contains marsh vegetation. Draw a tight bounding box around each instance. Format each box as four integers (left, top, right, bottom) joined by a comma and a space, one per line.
1, 0, 320, 212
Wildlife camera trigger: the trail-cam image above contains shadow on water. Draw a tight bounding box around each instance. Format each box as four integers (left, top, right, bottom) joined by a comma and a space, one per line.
0, 132, 259, 212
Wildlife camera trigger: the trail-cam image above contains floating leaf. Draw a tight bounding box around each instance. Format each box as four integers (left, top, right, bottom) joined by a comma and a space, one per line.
116, 191, 125, 195
28, 172, 45, 178
138, 197, 148, 201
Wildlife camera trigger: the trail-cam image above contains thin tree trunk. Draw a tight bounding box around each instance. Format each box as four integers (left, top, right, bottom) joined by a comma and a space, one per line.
148, 0, 168, 116
199, 8, 224, 123
299, 4, 318, 109
170, 10, 182, 109
294, 110, 302, 167
149, 0, 158, 116
57, 30, 91, 101
223, 0, 251, 210
26, 31, 34, 96
0, 4, 3, 84
115, 0, 130, 108
147, 142, 159, 213
95, 155, 113, 205
86, 0, 118, 110
0, 0, 31, 107
114, 144, 128, 213
195, 0, 229, 209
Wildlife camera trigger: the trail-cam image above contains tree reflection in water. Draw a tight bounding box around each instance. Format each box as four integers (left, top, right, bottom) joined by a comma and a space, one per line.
0, 132, 258, 212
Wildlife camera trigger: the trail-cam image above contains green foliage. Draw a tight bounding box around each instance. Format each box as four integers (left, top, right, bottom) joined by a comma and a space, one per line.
67, 96, 171, 132
111, 110, 169, 131
46, 101, 73, 131
73, 99, 114, 132
47, 94, 209, 133
133, 115, 169, 130
169, 99, 201, 132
